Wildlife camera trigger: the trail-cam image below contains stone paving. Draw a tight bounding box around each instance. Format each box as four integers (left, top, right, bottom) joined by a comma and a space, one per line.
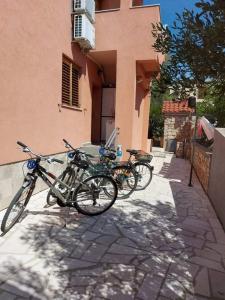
0, 153, 225, 300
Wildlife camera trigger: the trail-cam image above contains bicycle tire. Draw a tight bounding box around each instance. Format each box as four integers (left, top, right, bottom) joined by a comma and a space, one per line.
73, 175, 118, 216
110, 165, 138, 199
46, 167, 75, 206
1, 184, 34, 234
133, 162, 152, 190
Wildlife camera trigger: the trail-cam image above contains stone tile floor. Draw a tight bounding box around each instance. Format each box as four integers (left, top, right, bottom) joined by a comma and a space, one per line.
0, 153, 225, 300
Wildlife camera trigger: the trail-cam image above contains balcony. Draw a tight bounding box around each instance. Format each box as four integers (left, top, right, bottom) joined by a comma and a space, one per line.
95, 0, 158, 13
91, 2, 162, 65
132, 0, 158, 7
95, 0, 120, 12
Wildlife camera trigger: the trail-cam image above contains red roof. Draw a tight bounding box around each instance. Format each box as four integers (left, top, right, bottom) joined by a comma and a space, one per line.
162, 100, 193, 114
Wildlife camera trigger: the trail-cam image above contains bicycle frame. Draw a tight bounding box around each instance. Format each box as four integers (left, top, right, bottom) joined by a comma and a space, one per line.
25, 162, 75, 204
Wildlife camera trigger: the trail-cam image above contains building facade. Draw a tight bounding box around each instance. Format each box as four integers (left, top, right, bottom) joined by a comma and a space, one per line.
0, 0, 163, 209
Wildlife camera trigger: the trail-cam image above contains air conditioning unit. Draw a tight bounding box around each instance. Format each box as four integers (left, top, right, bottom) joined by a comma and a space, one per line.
73, 0, 95, 23
73, 14, 95, 49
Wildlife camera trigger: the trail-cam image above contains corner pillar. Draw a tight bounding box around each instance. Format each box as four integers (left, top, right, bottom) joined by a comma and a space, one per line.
115, 54, 136, 157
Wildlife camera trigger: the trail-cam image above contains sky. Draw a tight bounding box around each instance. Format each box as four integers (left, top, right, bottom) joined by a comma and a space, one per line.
144, 0, 199, 28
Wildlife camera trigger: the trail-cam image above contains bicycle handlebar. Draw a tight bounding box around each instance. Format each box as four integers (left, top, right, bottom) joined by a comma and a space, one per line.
17, 141, 64, 165
63, 139, 95, 158
51, 158, 64, 164
102, 146, 116, 153
17, 141, 28, 149
63, 139, 76, 151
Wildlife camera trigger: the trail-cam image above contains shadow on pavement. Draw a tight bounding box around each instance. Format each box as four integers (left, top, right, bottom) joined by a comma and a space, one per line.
0, 156, 225, 299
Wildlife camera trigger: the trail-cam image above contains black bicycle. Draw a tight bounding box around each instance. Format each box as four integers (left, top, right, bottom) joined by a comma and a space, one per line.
100, 147, 154, 191
125, 149, 154, 190
47, 140, 137, 206
1, 141, 118, 234
75, 144, 138, 199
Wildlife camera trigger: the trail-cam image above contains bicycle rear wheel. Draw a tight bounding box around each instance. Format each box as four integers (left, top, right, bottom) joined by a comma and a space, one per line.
1, 184, 34, 234
133, 162, 153, 190
111, 165, 137, 199
73, 175, 117, 216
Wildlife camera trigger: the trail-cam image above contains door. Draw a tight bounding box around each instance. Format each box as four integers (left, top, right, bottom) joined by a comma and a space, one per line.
101, 88, 115, 143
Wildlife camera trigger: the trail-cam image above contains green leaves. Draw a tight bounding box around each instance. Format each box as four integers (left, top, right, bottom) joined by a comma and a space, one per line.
152, 0, 225, 97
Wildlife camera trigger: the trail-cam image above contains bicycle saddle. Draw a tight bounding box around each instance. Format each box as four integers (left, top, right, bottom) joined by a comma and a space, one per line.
126, 149, 139, 155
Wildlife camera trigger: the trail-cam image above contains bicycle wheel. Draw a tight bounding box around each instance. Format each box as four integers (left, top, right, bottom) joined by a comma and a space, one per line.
133, 162, 152, 190
1, 184, 34, 234
111, 165, 137, 199
73, 175, 118, 216
46, 167, 75, 206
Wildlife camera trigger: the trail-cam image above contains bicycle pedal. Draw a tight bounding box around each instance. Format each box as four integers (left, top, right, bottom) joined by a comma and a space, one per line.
56, 198, 67, 207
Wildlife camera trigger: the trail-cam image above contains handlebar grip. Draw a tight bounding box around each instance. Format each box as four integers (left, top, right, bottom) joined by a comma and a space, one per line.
52, 158, 64, 164
63, 139, 68, 144
53, 158, 64, 164
17, 141, 28, 148
63, 138, 76, 151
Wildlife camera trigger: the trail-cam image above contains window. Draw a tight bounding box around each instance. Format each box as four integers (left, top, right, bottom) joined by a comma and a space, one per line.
62, 56, 80, 108
95, 0, 120, 11
74, 0, 81, 9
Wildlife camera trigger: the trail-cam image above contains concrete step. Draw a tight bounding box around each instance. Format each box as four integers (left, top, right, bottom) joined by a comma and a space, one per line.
79, 144, 101, 157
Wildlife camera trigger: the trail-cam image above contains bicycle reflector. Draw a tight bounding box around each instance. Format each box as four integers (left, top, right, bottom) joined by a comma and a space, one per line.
27, 160, 37, 170
68, 151, 75, 159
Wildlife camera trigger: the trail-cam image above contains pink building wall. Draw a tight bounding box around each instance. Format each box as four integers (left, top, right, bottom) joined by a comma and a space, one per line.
0, 0, 101, 165
91, 2, 163, 153
0, 0, 163, 165
0, 0, 163, 210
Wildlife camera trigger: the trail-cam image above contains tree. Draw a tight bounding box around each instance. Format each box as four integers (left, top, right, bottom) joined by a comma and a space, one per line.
152, 0, 225, 97
149, 79, 173, 139
197, 86, 225, 126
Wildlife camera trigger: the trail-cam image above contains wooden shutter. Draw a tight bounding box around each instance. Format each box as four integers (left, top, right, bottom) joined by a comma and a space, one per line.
72, 67, 79, 107
62, 60, 71, 106
62, 56, 80, 107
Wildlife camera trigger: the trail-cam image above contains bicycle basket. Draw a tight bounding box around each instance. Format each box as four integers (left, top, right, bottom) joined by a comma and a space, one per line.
135, 151, 153, 163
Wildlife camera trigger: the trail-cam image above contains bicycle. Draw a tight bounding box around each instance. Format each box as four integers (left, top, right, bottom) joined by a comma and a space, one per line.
100, 147, 154, 191
47, 140, 137, 205
1, 141, 118, 234
80, 145, 138, 199
126, 149, 154, 190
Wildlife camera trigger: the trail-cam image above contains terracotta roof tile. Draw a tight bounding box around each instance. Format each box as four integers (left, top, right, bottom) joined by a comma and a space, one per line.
162, 100, 193, 114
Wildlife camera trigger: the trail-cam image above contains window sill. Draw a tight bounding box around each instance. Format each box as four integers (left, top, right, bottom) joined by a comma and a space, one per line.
130, 4, 159, 9
60, 104, 83, 112
95, 8, 120, 13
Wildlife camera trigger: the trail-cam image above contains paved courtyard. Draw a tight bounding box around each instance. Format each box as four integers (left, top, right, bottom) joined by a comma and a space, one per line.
0, 153, 225, 300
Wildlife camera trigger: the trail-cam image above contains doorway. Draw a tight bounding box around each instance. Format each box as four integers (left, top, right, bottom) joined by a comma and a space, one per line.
101, 88, 115, 143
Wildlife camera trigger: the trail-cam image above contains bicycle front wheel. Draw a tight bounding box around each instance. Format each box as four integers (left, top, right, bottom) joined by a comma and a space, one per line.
73, 175, 118, 216
1, 185, 33, 234
133, 162, 153, 190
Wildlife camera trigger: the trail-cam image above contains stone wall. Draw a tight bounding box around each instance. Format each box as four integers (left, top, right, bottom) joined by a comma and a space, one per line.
0, 153, 67, 211
193, 143, 212, 193
164, 114, 193, 152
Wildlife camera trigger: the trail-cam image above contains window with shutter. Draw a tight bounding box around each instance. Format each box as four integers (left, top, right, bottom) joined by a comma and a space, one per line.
62, 55, 80, 108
